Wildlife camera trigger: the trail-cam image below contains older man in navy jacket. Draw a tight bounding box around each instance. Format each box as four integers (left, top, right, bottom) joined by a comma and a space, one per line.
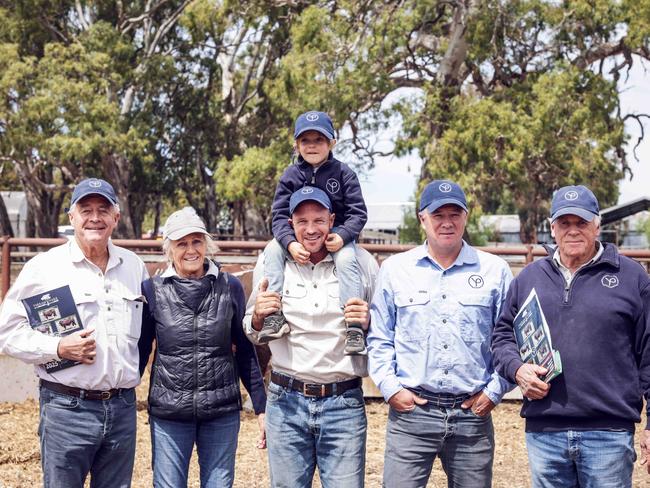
492, 185, 650, 487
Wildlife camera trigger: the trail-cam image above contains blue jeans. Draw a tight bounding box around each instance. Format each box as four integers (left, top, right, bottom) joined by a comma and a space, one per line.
264, 238, 362, 307
383, 403, 494, 488
150, 410, 240, 488
38, 385, 137, 488
526, 430, 636, 488
265, 380, 367, 488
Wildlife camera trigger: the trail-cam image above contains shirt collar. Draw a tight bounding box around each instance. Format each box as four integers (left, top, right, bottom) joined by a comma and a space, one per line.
69, 238, 123, 270
416, 240, 478, 269
161, 259, 220, 279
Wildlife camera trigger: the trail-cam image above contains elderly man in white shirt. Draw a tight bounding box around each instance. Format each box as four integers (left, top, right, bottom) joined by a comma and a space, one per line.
0, 178, 148, 488
245, 186, 378, 488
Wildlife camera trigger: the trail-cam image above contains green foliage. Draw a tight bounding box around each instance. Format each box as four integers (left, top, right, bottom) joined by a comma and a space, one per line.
0, 0, 648, 240
398, 206, 423, 244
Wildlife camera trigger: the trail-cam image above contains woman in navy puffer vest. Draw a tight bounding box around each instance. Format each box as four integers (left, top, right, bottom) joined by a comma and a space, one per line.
138, 207, 266, 488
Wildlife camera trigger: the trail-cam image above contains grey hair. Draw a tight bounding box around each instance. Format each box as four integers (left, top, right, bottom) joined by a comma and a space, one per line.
68, 202, 120, 214
163, 234, 219, 264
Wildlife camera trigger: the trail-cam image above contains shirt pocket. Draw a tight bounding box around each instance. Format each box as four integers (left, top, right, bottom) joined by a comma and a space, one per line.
119, 292, 144, 340
283, 281, 308, 299
70, 289, 98, 331
457, 293, 492, 342
394, 290, 431, 342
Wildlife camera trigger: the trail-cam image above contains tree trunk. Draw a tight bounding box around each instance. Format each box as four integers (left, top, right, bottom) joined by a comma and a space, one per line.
518, 209, 539, 244
103, 153, 137, 238
0, 194, 14, 237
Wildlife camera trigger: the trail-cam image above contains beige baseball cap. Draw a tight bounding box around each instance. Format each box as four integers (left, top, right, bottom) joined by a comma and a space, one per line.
163, 207, 210, 241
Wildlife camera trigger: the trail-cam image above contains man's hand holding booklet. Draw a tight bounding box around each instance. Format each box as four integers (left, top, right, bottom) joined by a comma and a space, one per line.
512, 288, 562, 383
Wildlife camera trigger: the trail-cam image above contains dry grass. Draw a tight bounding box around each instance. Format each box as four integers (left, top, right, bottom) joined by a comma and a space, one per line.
0, 383, 648, 487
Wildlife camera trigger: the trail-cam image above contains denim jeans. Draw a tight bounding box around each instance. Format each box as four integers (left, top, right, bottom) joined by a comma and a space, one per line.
265, 380, 367, 488
263, 238, 362, 307
150, 410, 240, 488
383, 403, 494, 488
526, 430, 636, 488
38, 385, 137, 488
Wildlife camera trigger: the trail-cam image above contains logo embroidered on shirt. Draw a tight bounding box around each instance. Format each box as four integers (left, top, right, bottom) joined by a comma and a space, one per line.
600, 274, 619, 288
326, 179, 340, 194
468, 274, 484, 288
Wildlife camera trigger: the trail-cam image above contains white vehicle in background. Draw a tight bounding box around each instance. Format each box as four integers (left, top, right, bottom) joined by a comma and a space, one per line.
57, 225, 75, 240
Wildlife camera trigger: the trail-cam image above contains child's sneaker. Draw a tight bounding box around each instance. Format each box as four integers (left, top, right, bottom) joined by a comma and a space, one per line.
258, 311, 290, 343
344, 324, 366, 355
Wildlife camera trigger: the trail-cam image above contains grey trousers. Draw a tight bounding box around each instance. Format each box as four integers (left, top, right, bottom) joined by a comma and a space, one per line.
383, 403, 494, 488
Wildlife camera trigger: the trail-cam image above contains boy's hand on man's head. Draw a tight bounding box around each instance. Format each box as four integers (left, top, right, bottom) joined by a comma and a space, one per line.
325, 233, 344, 253
288, 241, 311, 264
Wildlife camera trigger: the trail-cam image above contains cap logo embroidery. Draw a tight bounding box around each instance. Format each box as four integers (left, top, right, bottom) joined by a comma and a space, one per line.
439, 183, 452, 193
468, 274, 484, 288
601, 274, 619, 289
306, 113, 319, 122
89, 179, 102, 188
301, 187, 314, 194
326, 178, 340, 194
564, 190, 579, 201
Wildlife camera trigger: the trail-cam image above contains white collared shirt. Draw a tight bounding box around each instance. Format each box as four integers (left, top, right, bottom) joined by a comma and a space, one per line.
244, 249, 379, 384
0, 239, 148, 390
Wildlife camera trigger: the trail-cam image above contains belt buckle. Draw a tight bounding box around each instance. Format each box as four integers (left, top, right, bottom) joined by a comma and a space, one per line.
100, 391, 112, 400
303, 383, 325, 397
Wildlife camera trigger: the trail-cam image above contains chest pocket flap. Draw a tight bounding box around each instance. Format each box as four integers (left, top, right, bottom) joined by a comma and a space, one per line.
395, 290, 430, 307
283, 282, 307, 299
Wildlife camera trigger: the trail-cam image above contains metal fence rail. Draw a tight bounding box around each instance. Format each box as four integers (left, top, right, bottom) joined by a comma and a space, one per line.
2, 236, 650, 300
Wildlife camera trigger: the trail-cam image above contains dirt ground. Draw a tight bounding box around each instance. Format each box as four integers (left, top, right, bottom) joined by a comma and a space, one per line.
0, 382, 648, 488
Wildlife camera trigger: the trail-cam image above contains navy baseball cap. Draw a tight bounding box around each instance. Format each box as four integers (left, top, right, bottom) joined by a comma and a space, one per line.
294, 111, 335, 140
419, 180, 468, 213
289, 186, 332, 215
70, 178, 118, 206
550, 185, 599, 223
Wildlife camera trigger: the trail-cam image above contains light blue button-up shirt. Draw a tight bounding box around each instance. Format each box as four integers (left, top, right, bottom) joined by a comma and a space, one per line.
368, 241, 514, 404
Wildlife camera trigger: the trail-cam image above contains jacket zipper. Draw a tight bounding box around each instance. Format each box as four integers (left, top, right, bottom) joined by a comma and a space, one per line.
559, 260, 602, 304
193, 312, 198, 418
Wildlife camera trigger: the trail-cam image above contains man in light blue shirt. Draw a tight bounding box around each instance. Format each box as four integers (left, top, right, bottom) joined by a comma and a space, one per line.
368, 180, 513, 488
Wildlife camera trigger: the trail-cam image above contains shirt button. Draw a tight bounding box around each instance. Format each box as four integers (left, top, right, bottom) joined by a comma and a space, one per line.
107, 306, 111, 311
313, 284, 317, 288
444, 370, 448, 374
442, 319, 447, 324
105, 289, 109, 293
442, 294, 446, 299
314, 303, 318, 307
409, 298, 413, 303
443, 344, 448, 349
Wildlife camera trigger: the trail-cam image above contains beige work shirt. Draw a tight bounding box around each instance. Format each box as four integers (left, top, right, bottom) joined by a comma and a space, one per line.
244, 248, 378, 384
0, 239, 148, 390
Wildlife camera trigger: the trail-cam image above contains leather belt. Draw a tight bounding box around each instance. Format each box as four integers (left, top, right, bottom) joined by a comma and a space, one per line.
409, 387, 470, 408
40, 379, 128, 401
271, 372, 361, 398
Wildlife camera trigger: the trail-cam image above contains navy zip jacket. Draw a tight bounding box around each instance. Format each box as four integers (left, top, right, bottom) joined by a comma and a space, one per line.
271, 154, 367, 250
492, 243, 650, 432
